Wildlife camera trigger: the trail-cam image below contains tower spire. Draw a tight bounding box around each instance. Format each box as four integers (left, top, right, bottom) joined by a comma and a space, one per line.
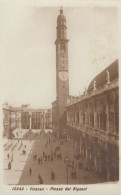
60, 6, 63, 14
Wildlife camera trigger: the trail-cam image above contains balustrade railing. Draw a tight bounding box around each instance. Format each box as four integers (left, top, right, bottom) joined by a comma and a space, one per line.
67, 79, 118, 106
67, 121, 118, 144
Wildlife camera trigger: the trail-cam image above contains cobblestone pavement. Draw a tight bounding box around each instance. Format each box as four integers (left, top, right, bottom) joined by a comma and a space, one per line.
17, 132, 106, 185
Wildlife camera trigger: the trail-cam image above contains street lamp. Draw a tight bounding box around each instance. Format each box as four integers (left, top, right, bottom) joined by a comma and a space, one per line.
67, 163, 69, 184
11, 146, 13, 162
51, 134, 53, 161
29, 111, 32, 131
65, 158, 69, 184
21, 129, 22, 145
43, 109, 47, 131
41, 111, 44, 131
10, 133, 13, 162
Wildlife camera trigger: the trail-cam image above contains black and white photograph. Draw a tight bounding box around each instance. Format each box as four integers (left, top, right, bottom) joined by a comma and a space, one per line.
0, 0, 120, 193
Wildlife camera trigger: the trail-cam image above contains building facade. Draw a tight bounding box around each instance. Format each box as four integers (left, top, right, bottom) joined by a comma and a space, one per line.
3, 103, 21, 139
66, 60, 119, 181
52, 7, 69, 138
45, 109, 52, 129
21, 107, 52, 130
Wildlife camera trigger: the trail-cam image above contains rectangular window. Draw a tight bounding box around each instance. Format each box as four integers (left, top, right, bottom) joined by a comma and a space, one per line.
61, 43, 65, 50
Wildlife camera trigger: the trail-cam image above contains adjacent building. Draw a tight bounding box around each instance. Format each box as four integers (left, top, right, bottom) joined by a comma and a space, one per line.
66, 59, 119, 181
21, 106, 52, 130
3, 103, 21, 139
3, 103, 52, 138
45, 109, 52, 129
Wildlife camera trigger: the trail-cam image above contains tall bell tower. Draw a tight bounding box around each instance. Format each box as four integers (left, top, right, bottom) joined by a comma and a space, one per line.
54, 7, 69, 137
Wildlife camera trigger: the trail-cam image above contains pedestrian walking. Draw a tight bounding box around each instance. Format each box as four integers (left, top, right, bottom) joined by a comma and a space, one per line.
35, 154, 37, 160
74, 170, 76, 179
45, 155, 47, 161
41, 157, 42, 164
71, 171, 73, 179
60, 153, 62, 159
38, 157, 40, 164
54, 151, 56, 158
51, 153, 53, 161
51, 170, 55, 180
43, 152, 45, 157
38, 174, 43, 184
72, 160, 74, 169
8, 162, 11, 170
29, 167, 32, 175
48, 155, 50, 161
7, 153, 9, 159
23, 150, 26, 155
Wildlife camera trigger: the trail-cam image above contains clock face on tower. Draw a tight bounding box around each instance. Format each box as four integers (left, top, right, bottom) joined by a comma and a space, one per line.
59, 71, 68, 81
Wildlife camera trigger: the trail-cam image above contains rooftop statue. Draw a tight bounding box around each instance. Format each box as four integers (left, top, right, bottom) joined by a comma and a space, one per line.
106, 70, 110, 84
93, 80, 96, 91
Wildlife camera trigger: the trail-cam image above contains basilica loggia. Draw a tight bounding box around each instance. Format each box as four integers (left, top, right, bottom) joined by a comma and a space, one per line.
66, 59, 119, 181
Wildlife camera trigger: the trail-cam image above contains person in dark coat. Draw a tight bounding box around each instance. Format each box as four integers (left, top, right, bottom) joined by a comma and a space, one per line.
33, 154, 37, 160
38, 157, 40, 164
74, 170, 76, 179
72, 160, 74, 169
8, 162, 11, 170
43, 152, 45, 157
38, 174, 43, 184
29, 167, 32, 175
7, 153, 9, 159
51, 170, 55, 180
48, 155, 50, 161
71, 171, 73, 179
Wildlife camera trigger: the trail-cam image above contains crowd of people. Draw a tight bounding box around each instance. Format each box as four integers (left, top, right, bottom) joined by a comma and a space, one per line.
6, 130, 79, 184
27, 132, 78, 184
6, 140, 26, 170
28, 133, 63, 184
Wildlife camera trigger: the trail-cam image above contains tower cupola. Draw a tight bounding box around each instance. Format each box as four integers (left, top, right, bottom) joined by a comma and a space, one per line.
56, 7, 67, 39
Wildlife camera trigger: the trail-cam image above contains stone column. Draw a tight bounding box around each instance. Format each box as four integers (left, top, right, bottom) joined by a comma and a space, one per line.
106, 95, 110, 133
94, 112, 97, 128
106, 157, 110, 180
42, 111, 46, 130
99, 114, 101, 129
80, 140, 82, 154
85, 148, 88, 169
89, 114, 90, 126
29, 112, 32, 130
94, 157, 97, 172
85, 112, 87, 126
113, 95, 116, 134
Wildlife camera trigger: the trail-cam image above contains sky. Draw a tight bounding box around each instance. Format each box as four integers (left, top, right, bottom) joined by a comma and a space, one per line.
0, 0, 118, 108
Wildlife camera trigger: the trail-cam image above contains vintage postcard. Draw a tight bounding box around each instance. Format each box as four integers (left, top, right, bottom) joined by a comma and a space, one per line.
0, 0, 120, 194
